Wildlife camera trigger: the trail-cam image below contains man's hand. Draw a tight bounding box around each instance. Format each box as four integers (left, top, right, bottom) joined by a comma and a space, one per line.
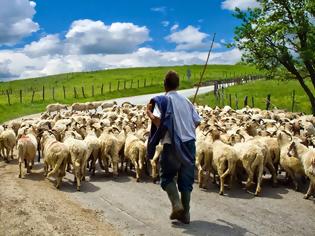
146, 102, 161, 127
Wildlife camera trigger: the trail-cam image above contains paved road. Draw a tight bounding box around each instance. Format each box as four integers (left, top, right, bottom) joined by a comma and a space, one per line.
105, 85, 214, 105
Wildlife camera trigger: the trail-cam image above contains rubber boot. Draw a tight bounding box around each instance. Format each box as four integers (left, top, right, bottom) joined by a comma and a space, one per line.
180, 191, 191, 224
165, 181, 184, 220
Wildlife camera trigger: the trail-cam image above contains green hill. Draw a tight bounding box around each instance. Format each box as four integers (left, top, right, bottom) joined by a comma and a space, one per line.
0, 64, 260, 123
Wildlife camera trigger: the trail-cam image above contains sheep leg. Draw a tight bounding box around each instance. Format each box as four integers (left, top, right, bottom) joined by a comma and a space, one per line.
76, 175, 81, 191
304, 182, 315, 199
18, 160, 22, 178
285, 168, 299, 191
43, 161, 48, 177
37, 143, 41, 163
24, 159, 27, 168
255, 164, 264, 196
198, 166, 204, 188
134, 161, 140, 182
266, 161, 278, 187
218, 163, 226, 195
26, 161, 31, 174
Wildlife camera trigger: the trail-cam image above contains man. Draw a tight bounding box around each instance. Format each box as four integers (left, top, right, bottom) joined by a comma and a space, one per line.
146, 70, 201, 224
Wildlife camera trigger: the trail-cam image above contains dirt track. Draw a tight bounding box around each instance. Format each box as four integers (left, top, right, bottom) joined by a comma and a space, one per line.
0, 160, 119, 236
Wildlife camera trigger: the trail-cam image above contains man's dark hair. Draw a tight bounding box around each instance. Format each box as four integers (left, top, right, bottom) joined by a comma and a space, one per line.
164, 70, 179, 90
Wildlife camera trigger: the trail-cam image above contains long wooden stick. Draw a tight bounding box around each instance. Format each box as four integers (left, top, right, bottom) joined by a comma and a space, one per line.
192, 33, 216, 104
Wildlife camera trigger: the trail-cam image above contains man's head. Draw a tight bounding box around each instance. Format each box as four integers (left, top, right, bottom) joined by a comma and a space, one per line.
164, 70, 179, 92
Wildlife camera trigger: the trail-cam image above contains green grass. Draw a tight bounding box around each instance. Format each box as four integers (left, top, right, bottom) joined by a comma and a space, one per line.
0, 64, 260, 123
194, 79, 314, 114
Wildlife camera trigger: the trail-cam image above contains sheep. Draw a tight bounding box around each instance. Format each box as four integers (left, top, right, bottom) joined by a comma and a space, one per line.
83, 127, 101, 175
233, 142, 265, 196
124, 133, 146, 182
101, 101, 117, 109
46, 103, 68, 114
41, 131, 69, 189
287, 141, 315, 199
150, 144, 163, 183
195, 135, 214, 189
63, 130, 89, 191
71, 103, 88, 112
99, 129, 120, 176
210, 129, 238, 195
17, 128, 38, 178
0, 129, 16, 162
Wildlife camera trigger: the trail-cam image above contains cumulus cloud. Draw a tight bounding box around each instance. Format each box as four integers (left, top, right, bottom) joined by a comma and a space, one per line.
0, 47, 242, 81
0, 0, 39, 46
221, 0, 260, 10
23, 34, 63, 57
166, 25, 220, 51
65, 20, 150, 54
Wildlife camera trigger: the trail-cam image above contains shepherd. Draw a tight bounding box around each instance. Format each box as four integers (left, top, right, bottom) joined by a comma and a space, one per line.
146, 70, 201, 224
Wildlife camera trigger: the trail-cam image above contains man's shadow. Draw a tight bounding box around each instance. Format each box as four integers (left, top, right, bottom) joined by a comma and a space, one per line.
172, 219, 257, 236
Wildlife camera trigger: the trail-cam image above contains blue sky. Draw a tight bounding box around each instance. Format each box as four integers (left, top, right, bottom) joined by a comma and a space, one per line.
0, 0, 259, 80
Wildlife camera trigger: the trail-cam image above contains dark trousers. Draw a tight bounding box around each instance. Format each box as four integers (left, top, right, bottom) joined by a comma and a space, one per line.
159, 140, 196, 192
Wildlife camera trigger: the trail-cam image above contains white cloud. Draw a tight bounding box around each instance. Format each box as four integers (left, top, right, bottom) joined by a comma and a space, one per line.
151, 6, 167, 14
170, 24, 179, 32
221, 0, 260, 10
65, 20, 150, 54
23, 34, 63, 57
166, 25, 220, 51
0, 47, 242, 81
0, 0, 39, 46
161, 21, 170, 27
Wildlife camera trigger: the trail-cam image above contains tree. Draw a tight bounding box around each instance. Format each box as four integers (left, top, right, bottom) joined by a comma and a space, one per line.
231, 0, 315, 114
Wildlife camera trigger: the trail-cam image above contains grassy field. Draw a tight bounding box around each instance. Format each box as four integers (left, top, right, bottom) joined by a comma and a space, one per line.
0, 64, 259, 123
194, 79, 314, 114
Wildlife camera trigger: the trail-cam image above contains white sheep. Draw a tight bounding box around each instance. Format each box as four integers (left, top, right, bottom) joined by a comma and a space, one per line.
46, 103, 68, 114
0, 128, 16, 162
41, 131, 69, 189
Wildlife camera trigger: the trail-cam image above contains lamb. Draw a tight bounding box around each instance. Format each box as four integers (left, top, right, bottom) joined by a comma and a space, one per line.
17, 128, 38, 178
41, 131, 69, 189
0, 128, 16, 162
46, 103, 68, 114
287, 141, 315, 199
83, 127, 101, 175
210, 129, 238, 195
63, 130, 89, 191
101, 101, 117, 109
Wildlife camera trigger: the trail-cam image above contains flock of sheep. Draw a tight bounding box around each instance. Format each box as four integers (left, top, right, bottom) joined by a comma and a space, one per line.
0, 101, 315, 200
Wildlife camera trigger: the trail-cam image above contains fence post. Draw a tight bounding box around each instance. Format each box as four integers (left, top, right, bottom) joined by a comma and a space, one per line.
101, 83, 104, 95
244, 96, 248, 107
31, 90, 35, 103
6, 90, 11, 105
137, 80, 140, 88
266, 94, 271, 110
109, 82, 112, 92
42, 86, 45, 101
229, 94, 232, 107
130, 79, 133, 89
235, 94, 239, 109
63, 86, 66, 99
92, 85, 94, 97
251, 96, 254, 108
124, 80, 126, 90
19, 90, 22, 103
52, 87, 55, 100
291, 90, 295, 112
74, 87, 77, 98
82, 86, 86, 98
144, 79, 147, 87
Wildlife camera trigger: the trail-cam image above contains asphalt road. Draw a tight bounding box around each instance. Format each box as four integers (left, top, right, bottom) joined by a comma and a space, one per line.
105, 85, 214, 105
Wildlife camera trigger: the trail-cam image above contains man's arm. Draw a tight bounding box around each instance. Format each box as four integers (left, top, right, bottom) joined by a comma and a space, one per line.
146, 103, 161, 127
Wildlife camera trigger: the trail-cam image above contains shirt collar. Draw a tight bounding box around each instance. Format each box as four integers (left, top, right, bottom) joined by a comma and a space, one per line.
166, 90, 177, 95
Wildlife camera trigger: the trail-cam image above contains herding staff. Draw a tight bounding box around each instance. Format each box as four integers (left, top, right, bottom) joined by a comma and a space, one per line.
192, 33, 216, 104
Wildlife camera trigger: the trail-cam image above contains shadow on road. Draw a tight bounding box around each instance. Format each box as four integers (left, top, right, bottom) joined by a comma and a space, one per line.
172, 219, 257, 236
